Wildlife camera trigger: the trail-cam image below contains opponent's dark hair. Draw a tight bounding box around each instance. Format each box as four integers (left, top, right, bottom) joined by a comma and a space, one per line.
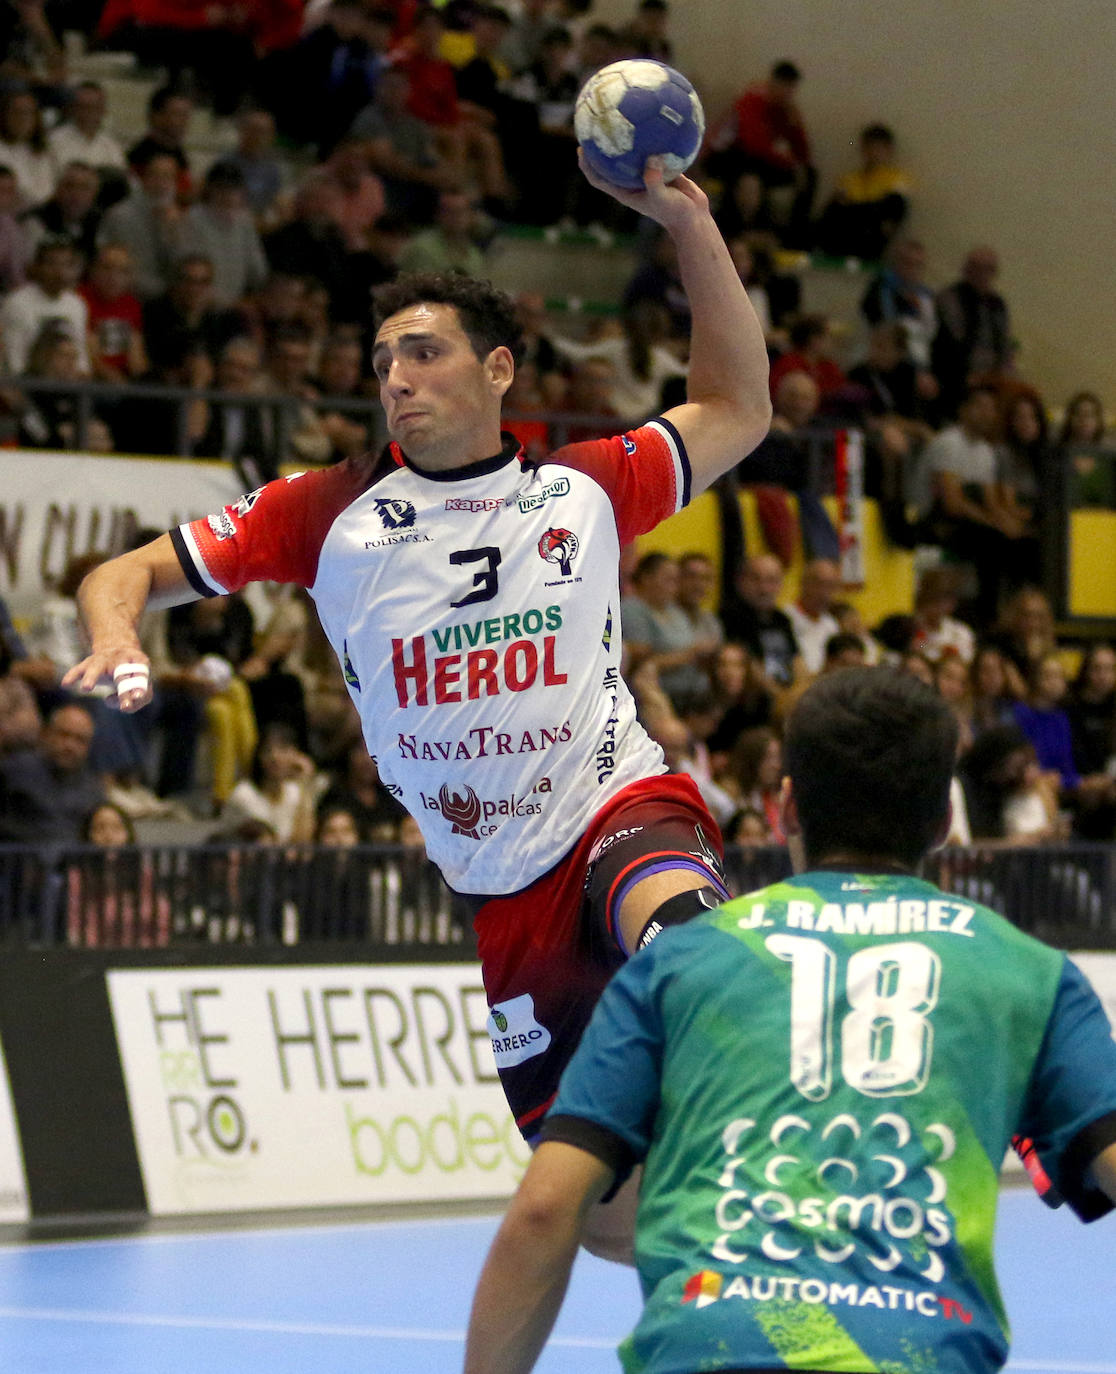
770, 60, 801, 83
784, 667, 958, 867
372, 272, 525, 366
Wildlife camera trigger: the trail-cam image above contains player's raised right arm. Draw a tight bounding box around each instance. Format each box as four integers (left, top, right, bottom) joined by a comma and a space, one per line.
60, 533, 200, 712
578, 153, 771, 495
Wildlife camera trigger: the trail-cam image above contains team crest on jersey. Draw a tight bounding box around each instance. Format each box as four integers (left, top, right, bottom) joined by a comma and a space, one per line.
537, 527, 579, 578
373, 498, 416, 530
437, 783, 482, 838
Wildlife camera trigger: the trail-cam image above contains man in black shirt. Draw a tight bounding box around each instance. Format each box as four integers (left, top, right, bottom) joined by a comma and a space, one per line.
718, 550, 802, 688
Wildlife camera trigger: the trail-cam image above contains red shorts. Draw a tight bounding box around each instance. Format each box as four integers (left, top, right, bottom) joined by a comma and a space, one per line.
471, 773, 725, 1139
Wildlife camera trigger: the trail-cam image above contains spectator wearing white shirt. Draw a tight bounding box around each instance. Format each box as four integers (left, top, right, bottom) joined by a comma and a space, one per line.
0, 240, 89, 375
784, 558, 842, 674
48, 82, 127, 182
554, 300, 685, 425
910, 565, 976, 665
0, 88, 54, 211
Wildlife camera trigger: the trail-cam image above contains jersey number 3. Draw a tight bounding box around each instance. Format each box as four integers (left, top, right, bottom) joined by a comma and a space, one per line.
767, 934, 941, 1101
449, 546, 502, 609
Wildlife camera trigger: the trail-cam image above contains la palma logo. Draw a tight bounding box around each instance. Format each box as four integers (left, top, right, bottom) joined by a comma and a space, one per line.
373, 498, 416, 530
438, 782, 482, 838
538, 527, 579, 578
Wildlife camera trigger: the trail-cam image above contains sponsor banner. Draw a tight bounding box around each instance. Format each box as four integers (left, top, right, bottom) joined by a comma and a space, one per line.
0, 1037, 29, 1222
0, 451, 243, 618
107, 964, 528, 1216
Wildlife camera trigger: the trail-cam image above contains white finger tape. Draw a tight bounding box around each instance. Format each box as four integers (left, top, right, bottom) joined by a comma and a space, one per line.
115, 675, 149, 696
113, 662, 149, 680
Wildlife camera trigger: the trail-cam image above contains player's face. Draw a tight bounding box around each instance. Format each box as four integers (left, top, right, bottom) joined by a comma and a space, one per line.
372, 303, 512, 467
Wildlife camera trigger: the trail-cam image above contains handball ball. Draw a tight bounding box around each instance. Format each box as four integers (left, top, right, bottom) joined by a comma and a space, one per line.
574, 59, 704, 191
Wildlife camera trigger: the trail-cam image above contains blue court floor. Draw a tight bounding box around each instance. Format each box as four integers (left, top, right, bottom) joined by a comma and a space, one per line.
0, 1187, 1113, 1373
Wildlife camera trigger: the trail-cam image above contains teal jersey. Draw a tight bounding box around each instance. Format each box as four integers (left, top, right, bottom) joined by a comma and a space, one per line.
543, 870, 1116, 1374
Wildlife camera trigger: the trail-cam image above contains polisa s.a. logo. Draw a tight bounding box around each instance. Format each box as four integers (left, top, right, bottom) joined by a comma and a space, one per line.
373, 498, 417, 530
537, 527, 579, 578
437, 782, 482, 838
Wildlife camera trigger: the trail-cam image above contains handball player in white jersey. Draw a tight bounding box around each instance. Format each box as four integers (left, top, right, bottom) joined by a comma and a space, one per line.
63, 155, 772, 1258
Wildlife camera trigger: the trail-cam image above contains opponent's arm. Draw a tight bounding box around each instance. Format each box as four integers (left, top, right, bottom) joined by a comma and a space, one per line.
580, 154, 771, 495
60, 534, 201, 711
464, 1141, 614, 1374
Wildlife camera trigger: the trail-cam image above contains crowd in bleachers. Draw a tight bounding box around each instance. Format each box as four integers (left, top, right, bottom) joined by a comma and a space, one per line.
0, 0, 1115, 944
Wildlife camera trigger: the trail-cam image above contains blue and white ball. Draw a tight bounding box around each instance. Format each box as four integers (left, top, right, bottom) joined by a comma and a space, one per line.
574, 60, 704, 191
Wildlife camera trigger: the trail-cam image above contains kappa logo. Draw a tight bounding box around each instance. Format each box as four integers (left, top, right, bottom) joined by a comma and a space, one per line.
373, 497, 417, 530
437, 783, 482, 838
537, 527, 579, 578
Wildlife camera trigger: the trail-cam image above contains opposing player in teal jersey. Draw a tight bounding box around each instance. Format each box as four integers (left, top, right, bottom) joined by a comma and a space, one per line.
465, 667, 1116, 1374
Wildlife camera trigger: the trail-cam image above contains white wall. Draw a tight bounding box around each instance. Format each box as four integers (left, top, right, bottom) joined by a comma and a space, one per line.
594, 0, 1116, 406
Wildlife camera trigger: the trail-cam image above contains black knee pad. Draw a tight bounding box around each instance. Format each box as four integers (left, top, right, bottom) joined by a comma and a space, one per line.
637, 885, 725, 949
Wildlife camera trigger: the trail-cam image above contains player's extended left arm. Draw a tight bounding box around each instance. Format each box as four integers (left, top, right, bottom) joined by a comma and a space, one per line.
464, 1141, 614, 1374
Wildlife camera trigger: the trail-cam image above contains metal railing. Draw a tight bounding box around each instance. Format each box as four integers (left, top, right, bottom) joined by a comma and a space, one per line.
5, 377, 843, 489
4, 842, 1115, 952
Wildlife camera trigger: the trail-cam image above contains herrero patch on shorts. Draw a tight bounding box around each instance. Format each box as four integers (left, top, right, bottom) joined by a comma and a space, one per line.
486, 994, 552, 1068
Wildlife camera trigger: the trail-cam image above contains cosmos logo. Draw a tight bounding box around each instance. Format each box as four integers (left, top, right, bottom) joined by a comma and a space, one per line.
710, 1111, 956, 1283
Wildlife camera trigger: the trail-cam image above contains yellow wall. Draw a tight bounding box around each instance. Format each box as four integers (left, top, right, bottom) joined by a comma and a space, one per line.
1069, 511, 1116, 618
636, 491, 915, 625
592, 0, 1116, 410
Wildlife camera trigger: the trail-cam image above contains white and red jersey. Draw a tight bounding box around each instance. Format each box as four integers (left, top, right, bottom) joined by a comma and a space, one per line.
173, 419, 691, 894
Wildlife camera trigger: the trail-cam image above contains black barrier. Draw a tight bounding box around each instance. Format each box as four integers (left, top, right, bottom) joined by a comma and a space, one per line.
3, 843, 1116, 952
2, 843, 471, 953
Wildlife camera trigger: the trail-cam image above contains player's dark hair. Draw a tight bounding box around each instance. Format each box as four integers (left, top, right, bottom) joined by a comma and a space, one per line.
784, 667, 957, 867
373, 272, 525, 366
770, 60, 801, 83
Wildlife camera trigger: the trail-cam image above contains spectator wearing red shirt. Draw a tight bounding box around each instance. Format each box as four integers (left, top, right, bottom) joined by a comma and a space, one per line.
81, 242, 147, 381
707, 59, 816, 246
768, 314, 848, 403
392, 5, 510, 207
